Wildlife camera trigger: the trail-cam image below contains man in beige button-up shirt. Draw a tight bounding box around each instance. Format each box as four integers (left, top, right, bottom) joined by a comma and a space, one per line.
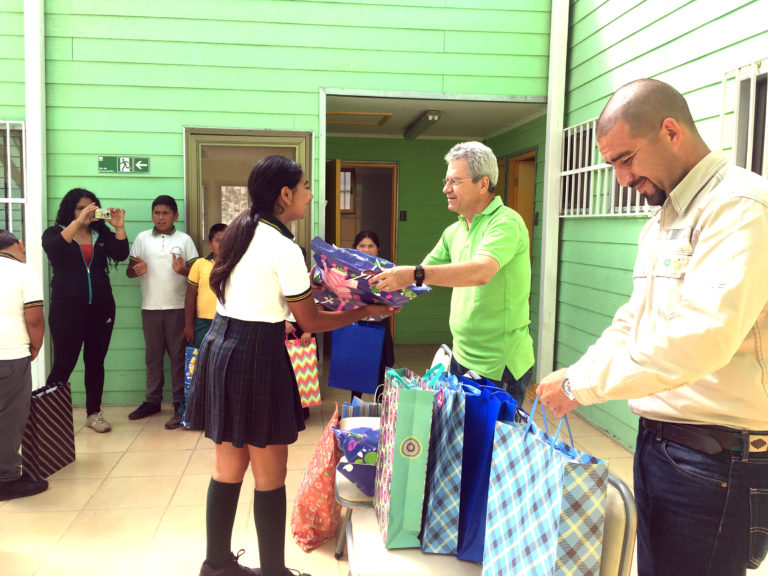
538, 79, 768, 576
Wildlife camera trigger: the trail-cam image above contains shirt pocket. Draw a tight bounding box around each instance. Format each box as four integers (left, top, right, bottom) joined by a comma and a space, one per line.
650, 232, 694, 319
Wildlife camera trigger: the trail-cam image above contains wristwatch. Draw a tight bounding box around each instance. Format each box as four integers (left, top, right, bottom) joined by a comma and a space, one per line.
414, 265, 425, 287
561, 377, 575, 401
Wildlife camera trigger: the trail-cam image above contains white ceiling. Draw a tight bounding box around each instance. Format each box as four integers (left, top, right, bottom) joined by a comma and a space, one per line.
326, 94, 547, 141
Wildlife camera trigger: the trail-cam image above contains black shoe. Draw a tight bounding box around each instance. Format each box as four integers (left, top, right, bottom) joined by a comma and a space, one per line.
0, 473, 49, 501
199, 551, 261, 576
128, 401, 161, 420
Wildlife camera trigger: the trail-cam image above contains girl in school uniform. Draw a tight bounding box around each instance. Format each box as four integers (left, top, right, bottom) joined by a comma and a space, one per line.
187, 155, 394, 576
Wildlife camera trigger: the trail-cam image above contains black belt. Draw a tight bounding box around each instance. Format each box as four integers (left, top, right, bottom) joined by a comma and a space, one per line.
641, 417, 742, 455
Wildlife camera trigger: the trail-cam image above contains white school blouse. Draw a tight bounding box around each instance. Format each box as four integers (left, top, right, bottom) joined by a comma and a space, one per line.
217, 216, 311, 322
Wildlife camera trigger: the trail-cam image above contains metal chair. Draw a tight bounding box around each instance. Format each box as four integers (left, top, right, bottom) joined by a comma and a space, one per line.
334, 415, 380, 559
600, 472, 637, 576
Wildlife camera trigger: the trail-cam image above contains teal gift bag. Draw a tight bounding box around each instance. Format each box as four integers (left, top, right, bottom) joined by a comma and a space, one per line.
373, 368, 435, 549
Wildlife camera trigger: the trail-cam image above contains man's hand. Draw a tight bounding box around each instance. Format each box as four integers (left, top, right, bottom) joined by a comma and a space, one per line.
171, 254, 187, 275
536, 367, 580, 418
128, 256, 147, 277
183, 324, 194, 344
371, 266, 416, 292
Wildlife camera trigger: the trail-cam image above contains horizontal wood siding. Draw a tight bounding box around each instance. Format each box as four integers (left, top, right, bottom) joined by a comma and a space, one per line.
0, 1, 24, 120
487, 114, 547, 376
43, 0, 551, 405
562, 0, 768, 448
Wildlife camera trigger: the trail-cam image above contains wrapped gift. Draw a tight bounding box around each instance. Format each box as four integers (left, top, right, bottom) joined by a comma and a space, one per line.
310, 236, 430, 321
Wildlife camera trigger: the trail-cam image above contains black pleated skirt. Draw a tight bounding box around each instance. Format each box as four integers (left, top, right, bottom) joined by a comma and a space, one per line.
186, 314, 305, 448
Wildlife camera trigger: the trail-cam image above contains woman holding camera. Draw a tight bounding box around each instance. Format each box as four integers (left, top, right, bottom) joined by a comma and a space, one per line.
42, 188, 128, 433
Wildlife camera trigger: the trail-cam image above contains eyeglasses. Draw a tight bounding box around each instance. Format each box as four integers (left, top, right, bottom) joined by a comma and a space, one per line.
442, 177, 476, 187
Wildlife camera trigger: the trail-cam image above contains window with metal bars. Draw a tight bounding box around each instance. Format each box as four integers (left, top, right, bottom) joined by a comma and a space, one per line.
723, 58, 767, 178
0, 121, 26, 240
560, 118, 650, 218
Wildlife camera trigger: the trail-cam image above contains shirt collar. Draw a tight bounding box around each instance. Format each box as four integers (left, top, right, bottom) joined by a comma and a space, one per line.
0, 251, 21, 262
457, 195, 504, 224
668, 151, 728, 215
260, 214, 294, 240
152, 226, 176, 236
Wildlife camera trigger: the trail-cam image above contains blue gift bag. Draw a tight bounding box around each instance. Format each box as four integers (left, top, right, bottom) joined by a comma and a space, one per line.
456, 380, 522, 562
328, 322, 385, 394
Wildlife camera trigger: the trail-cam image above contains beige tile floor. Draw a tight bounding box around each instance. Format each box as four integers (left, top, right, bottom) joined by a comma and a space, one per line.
1, 344, 765, 576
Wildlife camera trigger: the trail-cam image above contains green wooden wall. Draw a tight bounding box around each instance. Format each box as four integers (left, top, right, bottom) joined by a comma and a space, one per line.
33, 0, 552, 405
560, 0, 768, 448
0, 0, 24, 120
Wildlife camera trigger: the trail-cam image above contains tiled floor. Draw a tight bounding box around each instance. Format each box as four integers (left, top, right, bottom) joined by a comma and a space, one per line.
2, 344, 765, 576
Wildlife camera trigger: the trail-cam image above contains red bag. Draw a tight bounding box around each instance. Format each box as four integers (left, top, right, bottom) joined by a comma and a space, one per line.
290, 404, 341, 551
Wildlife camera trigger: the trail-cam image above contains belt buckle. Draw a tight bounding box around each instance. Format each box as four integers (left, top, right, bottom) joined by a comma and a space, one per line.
745, 433, 768, 453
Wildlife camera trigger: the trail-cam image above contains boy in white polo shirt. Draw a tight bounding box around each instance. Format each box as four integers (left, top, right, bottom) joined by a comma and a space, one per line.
126, 195, 198, 428
0, 230, 48, 501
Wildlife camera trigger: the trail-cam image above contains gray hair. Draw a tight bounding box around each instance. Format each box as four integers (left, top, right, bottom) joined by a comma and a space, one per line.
445, 141, 498, 192
0, 230, 20, 251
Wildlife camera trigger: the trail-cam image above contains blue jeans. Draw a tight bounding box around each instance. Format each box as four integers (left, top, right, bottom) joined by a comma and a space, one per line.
634, 425, 768, 575
448, 356, 532, 408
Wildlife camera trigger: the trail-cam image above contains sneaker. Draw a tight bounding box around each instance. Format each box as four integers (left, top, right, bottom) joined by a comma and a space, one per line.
0, 473, 49, 501
86, 411, 112, 433
199, 551, 261, 576
164, 412, 183, 430
128, 401, 161, 420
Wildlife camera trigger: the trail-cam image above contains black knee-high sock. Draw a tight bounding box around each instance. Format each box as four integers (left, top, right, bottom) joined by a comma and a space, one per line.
205, 478, 243, 567
253, 486, 286, 576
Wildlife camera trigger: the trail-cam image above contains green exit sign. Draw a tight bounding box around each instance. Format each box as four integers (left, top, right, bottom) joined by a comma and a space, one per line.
98, 156, 150, 174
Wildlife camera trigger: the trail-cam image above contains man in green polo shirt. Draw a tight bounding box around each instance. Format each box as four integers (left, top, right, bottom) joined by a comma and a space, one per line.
372, 141, 534, 405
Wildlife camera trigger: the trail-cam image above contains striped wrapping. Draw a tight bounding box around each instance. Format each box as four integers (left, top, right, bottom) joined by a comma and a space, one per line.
21, 382, 76, 480
286, 337, 321, 408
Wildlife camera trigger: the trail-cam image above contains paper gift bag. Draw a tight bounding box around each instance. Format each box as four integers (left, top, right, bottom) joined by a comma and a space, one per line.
285, 336, 322, 408
456, 382, 522, 562
483, 416, 565, 576
328, 322, 385, 394
291, 405, 342, 551
21, 381, 76, 480
374, 369, 435, 549
547, 421, 608, 576
181, 346, 198, 428
310, 236, 431, 321
421, 376, 480, 555
341, 396, 381, 418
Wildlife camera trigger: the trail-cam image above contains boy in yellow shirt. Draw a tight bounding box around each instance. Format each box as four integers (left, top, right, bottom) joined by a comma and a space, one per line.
183, 223, 227, 348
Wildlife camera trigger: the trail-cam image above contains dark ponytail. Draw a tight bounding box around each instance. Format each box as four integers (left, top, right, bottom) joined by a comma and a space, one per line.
210, 155, 303, 304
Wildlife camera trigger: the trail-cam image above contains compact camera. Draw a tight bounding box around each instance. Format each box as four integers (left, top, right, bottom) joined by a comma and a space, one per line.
94, 208, 111, 220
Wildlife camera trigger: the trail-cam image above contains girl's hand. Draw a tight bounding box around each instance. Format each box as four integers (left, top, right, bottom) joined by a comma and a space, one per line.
76, 203, 98, 226
300, 332, 313, 346
107, 208, 125, 228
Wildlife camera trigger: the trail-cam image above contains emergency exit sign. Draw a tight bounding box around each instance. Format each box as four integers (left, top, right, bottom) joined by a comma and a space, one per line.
98, 156, 150, 174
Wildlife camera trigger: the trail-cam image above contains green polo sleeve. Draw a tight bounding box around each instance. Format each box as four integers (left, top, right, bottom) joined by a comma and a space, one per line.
475, 211, 527, 268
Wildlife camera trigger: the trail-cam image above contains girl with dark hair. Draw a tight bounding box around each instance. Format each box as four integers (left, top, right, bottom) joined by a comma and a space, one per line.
41, 188, 129, 433
187, 156, 394, 576
351, 230, 396, 401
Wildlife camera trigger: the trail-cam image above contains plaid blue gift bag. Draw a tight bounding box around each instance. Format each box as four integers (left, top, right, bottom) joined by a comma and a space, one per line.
421, 377, 480, 555
482, 411, 566, 576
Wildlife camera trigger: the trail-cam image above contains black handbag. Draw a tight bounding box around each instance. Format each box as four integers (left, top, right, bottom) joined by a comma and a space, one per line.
21, 381, 76, 479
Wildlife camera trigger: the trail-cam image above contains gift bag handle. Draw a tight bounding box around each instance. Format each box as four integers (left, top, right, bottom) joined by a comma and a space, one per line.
385, 368, 419, 389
